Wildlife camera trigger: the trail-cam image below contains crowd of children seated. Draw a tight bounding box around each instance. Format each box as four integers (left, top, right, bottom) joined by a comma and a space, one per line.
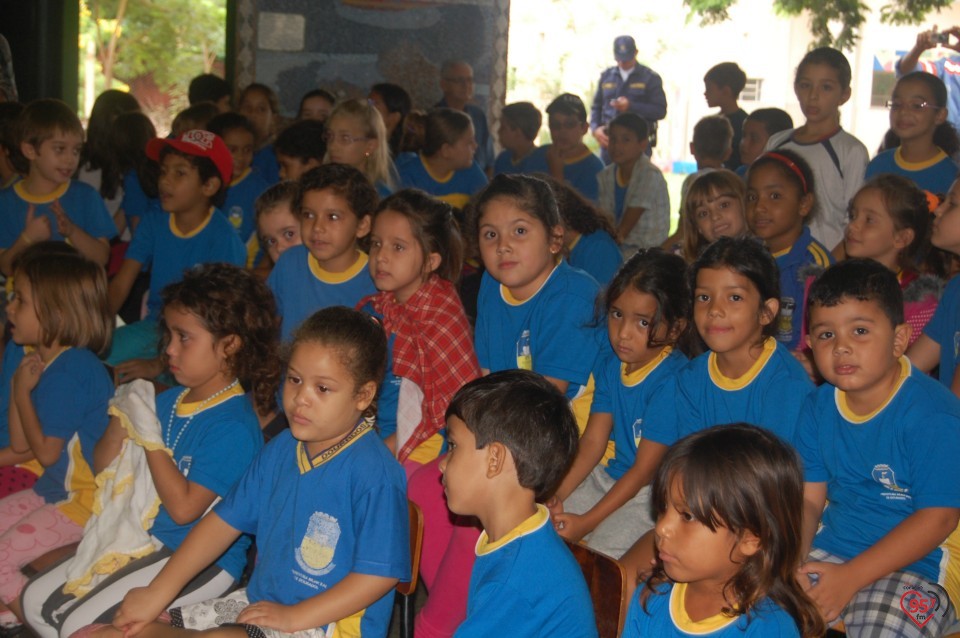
0, 38, 959, 638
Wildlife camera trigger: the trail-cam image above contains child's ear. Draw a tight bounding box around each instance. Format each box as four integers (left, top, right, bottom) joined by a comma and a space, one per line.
548, 224, 565, 254
201, 176, 222, 198
666, 317, 687, 342
220, 334, 242, 357
425, 251, 442, 275
20, 142, 38, 161
893, 322, 911, 358
759, 297, 779, 327
577, 121, 589, 136
893, 227, 915, 252
737, 530, 761, 558
485, 441, 507, 478
354, 380, 378, 412
839, 85, 852, 106
798, 192, 815, 219
355, 214, 372, 239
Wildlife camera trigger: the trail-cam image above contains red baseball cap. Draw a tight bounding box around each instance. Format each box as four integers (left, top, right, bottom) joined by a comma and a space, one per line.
146, 129, 233, 185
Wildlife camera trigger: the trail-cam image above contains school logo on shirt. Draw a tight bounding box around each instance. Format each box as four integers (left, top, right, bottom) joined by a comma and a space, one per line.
516, 330, 532, 370
872, 464, 908, 499
632, 419, 643, 447
295, 511, 341, 576
953, 331, 960, 359
177, 456, 193, 477
228, 206, 243, 229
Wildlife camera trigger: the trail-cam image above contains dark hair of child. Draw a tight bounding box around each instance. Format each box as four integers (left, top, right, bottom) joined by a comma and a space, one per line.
375, 188, 464, 283
0, 101, 25, 174
643, 423, 826, 638
239, 83, 281, 117
294, 163, 379, 224
691, 236, 781, 341
692, 115, 734, 161
188, 74, 231, 106
400, 110, 427, 154
110, 111, 159, 199
446, 369, 579, 501
682, 169, 746, 262
501, 102, 542, 142
807, 258, 904, 328
171, 102, 220, 137
601, 248, 697, 357
608, 112, 649, 142
423, 108, 472, 157
81, 90, 141, 198
540, 174, 616, 240
704, 62, 747, 95
298, 89, 336, 116
272, 119, 327, 163
886, 72, 960, 157
288, 306, 387, 418
471, 173, 562, 243
15, 243, 112, 355
747, 149, 816, 222
854, 174, 936, 273
744, 108, 794, 139
17, 98, 85, 153
254, 180, 299, 222
158, 145, 228, 208
159, 263, 281, 415
206, 112, 257, 141
370, 83, 411, 153
796, 47, 852, 90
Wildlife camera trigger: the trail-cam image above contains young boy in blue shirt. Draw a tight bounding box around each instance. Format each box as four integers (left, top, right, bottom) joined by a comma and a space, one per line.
0, 99, 116, 275
267, 164, 377, 341
493, 102, 541, 176
798, 259, 960, 635
528, 93, 604, 203
206, 112, 270, 246
440, 370, 597, 637
107, 129, 245, 371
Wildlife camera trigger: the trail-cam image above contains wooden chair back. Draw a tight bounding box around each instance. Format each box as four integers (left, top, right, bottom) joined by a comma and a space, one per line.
567, 541, 628, 638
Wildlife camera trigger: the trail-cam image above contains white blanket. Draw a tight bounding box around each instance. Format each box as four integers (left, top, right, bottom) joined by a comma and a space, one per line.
62, 380, 166, 598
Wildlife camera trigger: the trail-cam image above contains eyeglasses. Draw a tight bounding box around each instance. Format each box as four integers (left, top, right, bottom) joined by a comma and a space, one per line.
323, 131, 368, 145
885, 100, 942, 112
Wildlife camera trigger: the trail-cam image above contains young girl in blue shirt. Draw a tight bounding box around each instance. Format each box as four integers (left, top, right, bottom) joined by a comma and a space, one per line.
624, 424, 824, 637
324, 99, 397, 197
551, 249, 691, 559
23, 263, 280, 638
0, 248, 113, 631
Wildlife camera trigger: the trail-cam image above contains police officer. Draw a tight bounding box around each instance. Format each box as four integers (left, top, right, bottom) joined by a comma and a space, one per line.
590, 35, 667, 163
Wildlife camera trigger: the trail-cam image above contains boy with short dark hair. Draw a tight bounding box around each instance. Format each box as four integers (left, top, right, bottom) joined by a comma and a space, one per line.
273, 119, 327, 182
703, 62, 748, 169
528, 93, 604, 202
187, 73, 231, 112
107, 129, 246, 370
493, 102, 542, 176
440, 369, 597, 637
0, 99, 116, 275
737, 108, 793, 175
207, 112, 269, 245
798, 258, 960, 635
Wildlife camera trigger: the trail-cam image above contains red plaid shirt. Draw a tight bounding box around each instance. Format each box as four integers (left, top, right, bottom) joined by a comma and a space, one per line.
359, 276, 480, 462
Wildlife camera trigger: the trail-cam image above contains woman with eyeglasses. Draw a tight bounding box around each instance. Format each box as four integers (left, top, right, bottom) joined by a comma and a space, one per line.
867, 71, 960, 195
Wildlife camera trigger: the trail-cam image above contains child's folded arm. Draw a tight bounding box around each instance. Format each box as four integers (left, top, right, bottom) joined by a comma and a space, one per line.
112, 512, 241, 637
143, 447, 218, 525
235, 572, 398, 634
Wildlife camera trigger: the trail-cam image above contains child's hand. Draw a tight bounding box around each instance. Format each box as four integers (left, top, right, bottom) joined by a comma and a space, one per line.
544, 144, 564, 173
236, 601, 303, 633
113, 586, 166, 637
592, 126, 609, 148
115, 357, 165, 383
797, 561, 859, 622
553, 512, 591, 544
13, 352, 43, 394
51, 199, 76, 238
792, 349, 821, 384
24, 204, 52, 244
545, 495, 564, 519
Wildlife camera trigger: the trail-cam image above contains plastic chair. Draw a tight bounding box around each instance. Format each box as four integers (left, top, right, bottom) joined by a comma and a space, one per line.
396, 500, 424, 638
566, 542, 628, 638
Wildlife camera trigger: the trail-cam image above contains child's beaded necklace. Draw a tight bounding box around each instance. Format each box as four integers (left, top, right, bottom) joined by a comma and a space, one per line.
166, 379, 240, 453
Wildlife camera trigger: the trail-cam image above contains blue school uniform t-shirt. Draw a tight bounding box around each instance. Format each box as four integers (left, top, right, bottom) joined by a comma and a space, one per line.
568, 231, 622, 286
267, 245, 377, 342
774, 226, 833, 351
525, 146, 604, 203
396, 153, 488, 210
866, 148, 959, 196
222, 168, 270, 242
215, 425, 409, 638
0, 180, 117, 248
922, 274, 960, 387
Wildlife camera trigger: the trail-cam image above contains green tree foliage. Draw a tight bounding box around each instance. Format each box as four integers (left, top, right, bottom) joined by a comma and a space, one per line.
684, 0, 954, 50
81, 0, 225, 90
